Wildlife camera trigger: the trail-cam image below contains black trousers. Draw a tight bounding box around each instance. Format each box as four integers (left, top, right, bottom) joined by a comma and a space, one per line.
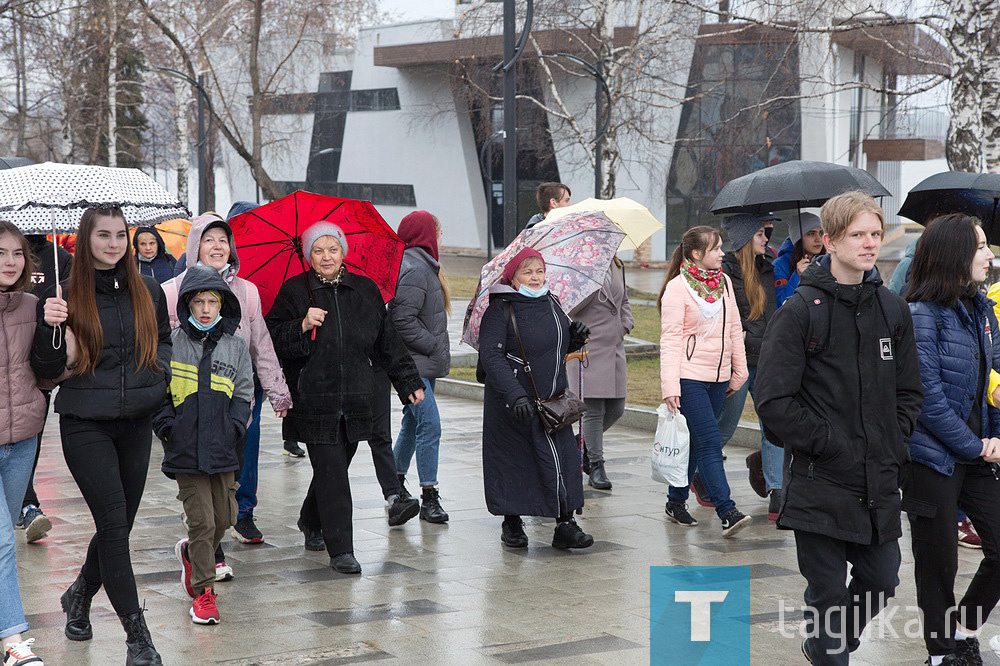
299, 420, 359, 557
21, 390, 51, 509
60, 415, 152, 617
903, 460, 1000, 655
369, 369, 400, 499
794, 529, 901, 665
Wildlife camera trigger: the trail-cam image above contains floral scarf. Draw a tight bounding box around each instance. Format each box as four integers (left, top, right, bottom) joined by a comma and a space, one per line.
681, 259, 725, 304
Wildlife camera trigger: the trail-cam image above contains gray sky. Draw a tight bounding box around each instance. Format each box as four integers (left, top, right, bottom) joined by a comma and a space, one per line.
379, 0, 455, 22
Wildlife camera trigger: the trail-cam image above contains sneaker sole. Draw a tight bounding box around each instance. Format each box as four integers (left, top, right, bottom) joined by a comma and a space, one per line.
215, 568, 234, 582
958, 540, 983, 549
175, 540, 194, 597
190, 607, 220, 625
25, 515, 52, 543
552, 538, 594, 550
665, 513, 698, 527
387, 502, 420, 527
231, 529, 264, 544
282, 450, 305, 458
722, 515, 753, 538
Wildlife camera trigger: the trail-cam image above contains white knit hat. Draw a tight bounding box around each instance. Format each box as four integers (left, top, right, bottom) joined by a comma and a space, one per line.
302, 222, 348, 258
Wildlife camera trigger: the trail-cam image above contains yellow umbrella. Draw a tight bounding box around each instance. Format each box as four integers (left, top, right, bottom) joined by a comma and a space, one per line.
542, 197, 664, 251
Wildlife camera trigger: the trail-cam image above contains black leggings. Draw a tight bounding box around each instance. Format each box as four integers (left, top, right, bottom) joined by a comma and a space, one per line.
60, 415, 152, 617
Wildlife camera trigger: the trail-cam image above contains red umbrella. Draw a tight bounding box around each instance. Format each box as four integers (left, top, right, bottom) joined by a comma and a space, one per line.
229, 191, 404, 315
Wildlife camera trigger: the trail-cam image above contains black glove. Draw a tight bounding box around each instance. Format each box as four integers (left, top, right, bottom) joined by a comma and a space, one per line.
569, 321, 590, 343
511, 396, 535, 422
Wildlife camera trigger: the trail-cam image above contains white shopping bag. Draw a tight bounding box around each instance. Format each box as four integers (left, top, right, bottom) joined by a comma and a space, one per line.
651, 404, 690, 486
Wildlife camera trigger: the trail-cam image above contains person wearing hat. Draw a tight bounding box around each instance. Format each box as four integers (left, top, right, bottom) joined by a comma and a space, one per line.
717, 213, 783, 519
266, 223, 425, 574
478, 248, 594, 550
160, 208, 292, 579
773, 211, 824, 307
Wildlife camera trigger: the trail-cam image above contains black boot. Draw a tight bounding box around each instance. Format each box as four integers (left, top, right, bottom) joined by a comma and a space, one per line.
419, 487, 449, 523
588, 462, 612, 490
397, 474, 413, 501
61, 573, 101, 641
119, 610, 162, 666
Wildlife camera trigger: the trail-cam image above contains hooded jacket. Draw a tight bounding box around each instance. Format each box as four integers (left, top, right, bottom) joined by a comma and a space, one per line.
0, 291, 46, 444
160, 214, 292, 412
31, 264, 172, 421
721, 253, 776, 367
153, 266, 253, 478
887, 239, 917, 296
133, 227, 176, 284
25, 235, 72, 301
390, 213, 450, 378
755, 255, 923, 544
772, 237, 798, 307
907, 291, 1000, 476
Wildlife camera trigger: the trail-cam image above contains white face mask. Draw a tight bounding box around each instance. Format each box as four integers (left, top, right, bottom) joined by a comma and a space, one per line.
517, 284, 549, 298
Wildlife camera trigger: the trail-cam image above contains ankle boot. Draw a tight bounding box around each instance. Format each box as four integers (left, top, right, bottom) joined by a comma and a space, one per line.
120, 610, 163, 666
61, 573, 101, 641
419, 486, 449, 523
588, 462, 612, 490
397, 474, 412, 500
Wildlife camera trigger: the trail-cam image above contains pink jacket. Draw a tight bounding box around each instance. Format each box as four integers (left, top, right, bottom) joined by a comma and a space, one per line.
0, 291, 46, 444
161, 214, 292, 412
659, 274, 748, 399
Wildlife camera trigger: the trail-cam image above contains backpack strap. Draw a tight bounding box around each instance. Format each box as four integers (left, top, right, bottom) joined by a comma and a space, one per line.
795, 285, 832, 355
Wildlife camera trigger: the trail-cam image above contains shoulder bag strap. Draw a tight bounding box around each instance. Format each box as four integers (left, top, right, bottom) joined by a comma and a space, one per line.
507, 303, 544, 404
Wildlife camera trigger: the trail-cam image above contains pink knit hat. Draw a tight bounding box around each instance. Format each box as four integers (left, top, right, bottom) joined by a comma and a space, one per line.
501, 248, 545, 284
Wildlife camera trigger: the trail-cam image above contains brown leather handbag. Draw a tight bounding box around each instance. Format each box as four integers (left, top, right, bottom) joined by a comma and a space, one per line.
508, 304, 587, 434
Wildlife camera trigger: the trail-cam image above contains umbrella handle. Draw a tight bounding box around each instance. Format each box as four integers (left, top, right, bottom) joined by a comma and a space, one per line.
311, 328, 317, 342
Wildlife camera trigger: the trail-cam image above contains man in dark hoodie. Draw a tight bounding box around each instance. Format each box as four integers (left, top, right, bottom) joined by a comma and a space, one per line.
755, 191, 923, 664
133, 226, 176, 284
16, 235, 72, 542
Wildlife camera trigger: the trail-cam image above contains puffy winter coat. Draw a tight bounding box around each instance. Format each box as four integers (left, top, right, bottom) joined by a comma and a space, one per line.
389, 247, 450, 378
772, 237, 798, 307
659, 274, 748, 399
908, 292, 1000, 475
133, 226, 176, 284
161, 214, 292, 412
0, 291, 46, 444
721, 253, 776, 367
153, 267, 253, 477
266, 269, 423, 445
755, 256, 923, 545
26, 235, 71, 301
31, 264, 172, 421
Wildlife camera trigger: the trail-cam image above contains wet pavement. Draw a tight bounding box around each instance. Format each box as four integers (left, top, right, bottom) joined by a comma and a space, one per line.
15, 396, 997, 665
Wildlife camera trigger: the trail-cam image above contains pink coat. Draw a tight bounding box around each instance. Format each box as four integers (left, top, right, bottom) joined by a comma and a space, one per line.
160, 215, 292, 412
659, 274, 748, 399
0, 291, 46, 444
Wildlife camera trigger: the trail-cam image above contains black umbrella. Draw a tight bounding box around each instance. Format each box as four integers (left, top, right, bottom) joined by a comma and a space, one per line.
897, 171, 1000, 242
709, 160, 891, 215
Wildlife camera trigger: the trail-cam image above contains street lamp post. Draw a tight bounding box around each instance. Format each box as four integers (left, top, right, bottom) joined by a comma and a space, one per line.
151, 67, 213, 214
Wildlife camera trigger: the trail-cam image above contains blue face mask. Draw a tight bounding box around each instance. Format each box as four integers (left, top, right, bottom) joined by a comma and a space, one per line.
196, 260, 231, 276
188, 314, 222, 331
517, 284, 549, 298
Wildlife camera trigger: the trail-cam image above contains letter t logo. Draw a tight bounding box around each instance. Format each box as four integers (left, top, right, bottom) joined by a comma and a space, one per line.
674, 590, 729, 641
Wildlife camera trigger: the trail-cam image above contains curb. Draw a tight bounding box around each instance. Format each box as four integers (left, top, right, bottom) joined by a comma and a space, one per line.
435, 377, 765, 449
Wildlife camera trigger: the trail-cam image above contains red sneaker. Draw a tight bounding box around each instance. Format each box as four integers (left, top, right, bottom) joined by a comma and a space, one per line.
175, 538, 194, 597
958, 519, 982, 549
190, 587, 220, 625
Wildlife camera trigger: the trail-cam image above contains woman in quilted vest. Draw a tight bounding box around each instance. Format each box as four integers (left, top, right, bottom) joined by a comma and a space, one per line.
658, 226, 750, 537
0, 221, 47, 666
905, 214, 1000, 665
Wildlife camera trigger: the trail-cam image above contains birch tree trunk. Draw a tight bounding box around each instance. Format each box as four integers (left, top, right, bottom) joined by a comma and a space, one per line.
107, 1, 118, 167
946, 0, 987, 172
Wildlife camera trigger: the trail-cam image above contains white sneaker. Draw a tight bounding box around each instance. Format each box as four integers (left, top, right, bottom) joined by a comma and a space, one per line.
3, 638, 43, 666
215, 561, 234, 582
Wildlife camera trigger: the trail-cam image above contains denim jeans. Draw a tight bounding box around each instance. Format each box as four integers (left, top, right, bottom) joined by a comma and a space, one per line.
0, 436, 36, 639
717, 366, 783, 491
667, 380, 735, 518
393, 378, 441, 487
236, 385, 264, 519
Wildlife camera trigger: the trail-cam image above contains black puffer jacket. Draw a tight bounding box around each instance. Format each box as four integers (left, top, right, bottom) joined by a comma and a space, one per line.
31, 263, 172, 420
721, 253, 776, 367
266, 269, 423, 445
389, 247, 450, 378
26, 235, 72, 300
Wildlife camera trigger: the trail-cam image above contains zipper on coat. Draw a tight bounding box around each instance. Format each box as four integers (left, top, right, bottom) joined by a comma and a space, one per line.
0, 313, 12, 444
115, 289, 126, 419
334, 288, 345, 400
716, 292, 726, 382
807, 460, 815, 480
549, 300, 562, 397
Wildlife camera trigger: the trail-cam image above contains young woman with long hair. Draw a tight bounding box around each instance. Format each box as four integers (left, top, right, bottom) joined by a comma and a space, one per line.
32, 207, 170, 666
717, 214, 783, 518
0, 221, 47, 666
659, 226, 750, 536
905, 214, 1000, 665
773, 212, 825, 307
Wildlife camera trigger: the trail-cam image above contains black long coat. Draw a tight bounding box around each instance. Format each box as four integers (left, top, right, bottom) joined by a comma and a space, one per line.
266, 269, 423, 445
479, 288, 585, 518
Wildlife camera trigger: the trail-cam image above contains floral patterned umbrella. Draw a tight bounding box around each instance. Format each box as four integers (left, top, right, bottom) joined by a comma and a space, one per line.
462, 211, 626, 349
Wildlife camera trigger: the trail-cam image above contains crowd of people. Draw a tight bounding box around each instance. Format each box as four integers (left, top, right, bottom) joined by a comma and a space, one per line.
0, 180, 999, 666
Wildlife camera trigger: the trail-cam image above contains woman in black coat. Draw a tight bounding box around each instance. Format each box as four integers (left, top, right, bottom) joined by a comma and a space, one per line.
479, 248, 592, 550
266, 222, 424, 575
